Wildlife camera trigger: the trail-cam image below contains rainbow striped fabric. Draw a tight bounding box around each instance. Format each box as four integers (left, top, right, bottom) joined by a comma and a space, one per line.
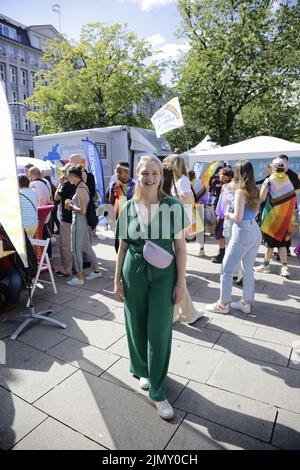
261, 173, 296, 242
201, 161, 223, 188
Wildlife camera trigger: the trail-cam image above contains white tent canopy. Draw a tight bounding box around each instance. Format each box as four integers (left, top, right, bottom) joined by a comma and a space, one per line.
186, 136, 300, 167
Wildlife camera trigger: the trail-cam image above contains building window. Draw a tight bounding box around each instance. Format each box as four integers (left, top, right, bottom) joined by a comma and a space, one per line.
12, 91, 17, 102
24, 118, 29, 131
7, 45, 14, 59
12, 114, 18, 130
10, 66, 16, 83
0, 42, 5, 56
32, 35, 42, 49
21, 70, 27, 86
0, 23, 17, 40
23, 93, 27, 101
0, 63, 5, 81
31, 72, 36, 88
29, 53, 35, 65
18, 48, 26, 62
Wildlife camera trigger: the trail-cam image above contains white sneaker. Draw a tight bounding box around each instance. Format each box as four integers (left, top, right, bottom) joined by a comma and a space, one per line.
230, 299, 251, 314
186, 309, 204, 325
150, 399, 174, 420
139, 377, 150, 390
205, 302, 229, 314
86, 271, 102, 280
280, 266, 290, 277
66, 277, 84, 286
254, 264, 271, 273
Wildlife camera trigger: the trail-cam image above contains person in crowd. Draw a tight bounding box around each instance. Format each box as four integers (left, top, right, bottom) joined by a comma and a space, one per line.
24, 162, 34, 177
256, 163, 273, 186
64, 166, 102, 286
277, 155, 300, 257
54, 163, 75, 277
44, 173, 60, 235
188, 169, 206, 257
108, 161, 135, 252
254, 157, 296, 277
114, 155, 188, 420
210, 167, 233, 263
206, 160, 261, 314
0, 224, 37, 315
18, 174, 38, 238
29, 166, 53, 258
162, 163, 204, 326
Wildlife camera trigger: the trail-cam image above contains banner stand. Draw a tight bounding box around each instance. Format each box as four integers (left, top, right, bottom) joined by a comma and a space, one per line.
10, 271, 67, 340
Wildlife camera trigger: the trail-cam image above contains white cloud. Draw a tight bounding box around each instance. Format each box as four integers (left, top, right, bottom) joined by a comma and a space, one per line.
146, 33, 190, 60
120, 0, 175, 12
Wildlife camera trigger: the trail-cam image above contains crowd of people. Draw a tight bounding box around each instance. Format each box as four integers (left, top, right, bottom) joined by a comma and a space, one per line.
0, 151, 299, 421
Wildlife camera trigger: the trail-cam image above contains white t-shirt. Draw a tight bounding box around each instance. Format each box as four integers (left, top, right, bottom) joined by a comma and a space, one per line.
30, 178, 52, 223
171, 175, 192, 199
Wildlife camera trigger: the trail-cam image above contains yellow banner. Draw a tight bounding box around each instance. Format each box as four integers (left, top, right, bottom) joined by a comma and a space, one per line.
0, 83, 28, 267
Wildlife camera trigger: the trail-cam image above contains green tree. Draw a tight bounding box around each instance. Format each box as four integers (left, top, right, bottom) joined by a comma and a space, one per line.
174, 0, 300, 147
26, 23, 165, 133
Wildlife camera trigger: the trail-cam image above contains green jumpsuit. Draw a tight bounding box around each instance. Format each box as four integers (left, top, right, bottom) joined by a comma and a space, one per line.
116, 196, 188, 401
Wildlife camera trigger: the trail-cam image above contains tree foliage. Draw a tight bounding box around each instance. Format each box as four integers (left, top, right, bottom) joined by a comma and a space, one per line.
173, 0, 300, 149
26, 23, 165, 133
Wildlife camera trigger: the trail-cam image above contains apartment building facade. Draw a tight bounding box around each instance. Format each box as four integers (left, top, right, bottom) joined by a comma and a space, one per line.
0, 14, 60, 156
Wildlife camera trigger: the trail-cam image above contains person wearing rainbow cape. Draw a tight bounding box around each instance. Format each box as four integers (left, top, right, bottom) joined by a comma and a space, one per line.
254, 157, 296, 277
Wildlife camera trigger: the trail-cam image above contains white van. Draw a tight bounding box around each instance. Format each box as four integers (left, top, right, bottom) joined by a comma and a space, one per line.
33, 125, 171, 187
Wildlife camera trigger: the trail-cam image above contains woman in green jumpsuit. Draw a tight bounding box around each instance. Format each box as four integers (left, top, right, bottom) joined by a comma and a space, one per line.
114, 155, 188, 420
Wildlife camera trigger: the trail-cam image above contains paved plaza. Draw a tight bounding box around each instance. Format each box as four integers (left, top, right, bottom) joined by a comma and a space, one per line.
0, 228, 300, 450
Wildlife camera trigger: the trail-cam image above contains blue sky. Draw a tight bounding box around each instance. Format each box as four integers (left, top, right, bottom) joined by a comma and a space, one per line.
1, 0, 188, 82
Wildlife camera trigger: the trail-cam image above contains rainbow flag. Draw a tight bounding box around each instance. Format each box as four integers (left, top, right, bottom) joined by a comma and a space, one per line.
201, 161, 223, 188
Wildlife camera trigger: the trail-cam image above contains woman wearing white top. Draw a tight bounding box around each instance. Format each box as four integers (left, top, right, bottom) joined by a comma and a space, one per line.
167, 154, 204, 325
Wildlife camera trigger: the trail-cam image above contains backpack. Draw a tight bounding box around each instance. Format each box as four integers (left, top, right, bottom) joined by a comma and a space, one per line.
86, 199, 98, 230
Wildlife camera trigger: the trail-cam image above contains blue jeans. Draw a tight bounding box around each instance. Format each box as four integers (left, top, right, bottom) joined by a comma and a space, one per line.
220, 219, 262, 303
0, 268, 23, 304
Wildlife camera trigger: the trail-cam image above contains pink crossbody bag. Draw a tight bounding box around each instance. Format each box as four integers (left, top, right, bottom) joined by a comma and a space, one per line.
134, 202, 173, 269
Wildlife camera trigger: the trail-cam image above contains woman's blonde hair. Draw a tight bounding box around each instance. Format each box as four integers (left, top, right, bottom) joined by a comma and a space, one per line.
169, 154, 188, 180
233, 160, 259, 210
133, 155, 166, 201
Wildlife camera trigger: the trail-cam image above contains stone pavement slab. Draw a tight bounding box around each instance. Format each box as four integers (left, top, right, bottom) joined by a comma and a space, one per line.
206, 319, 257, 338
102, 306, 125, 324
213, 333, 291, 367
0, 386, 46, 450
243, 308, 300, 335
12, 417, 105, 450
272, 409, 300, 450
168, 339, 224, 383
173, 380, 276, 442
0, 339, 76, 403
172, 323, 221, 348
47, 337, 121, 376
50, 308, 126, 349
34, 370, 185, 450
207, 353, 300, 414
15, 324, 67, 352
254, 327, 300, 348
62, 291, 115, 318
166, 413, 278, 450
101, 356, 189, 404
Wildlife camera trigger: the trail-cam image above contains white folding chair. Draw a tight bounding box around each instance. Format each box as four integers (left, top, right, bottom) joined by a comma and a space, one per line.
10, 237, 66, 341
26, 237, 57, 307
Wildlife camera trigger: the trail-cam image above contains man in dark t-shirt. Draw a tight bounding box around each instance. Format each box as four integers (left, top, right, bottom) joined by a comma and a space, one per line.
54, 164, 76, 276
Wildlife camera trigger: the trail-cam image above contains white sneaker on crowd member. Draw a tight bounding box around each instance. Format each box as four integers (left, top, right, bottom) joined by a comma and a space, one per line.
254, 264, 271, 273
280, 266, 290, 277
205, 302, 229, 314
230, 299, 251, 314
149, 399, 174, 420
186, 309, 204, 325
86, 271, 102, 280
66, 277, 84, 286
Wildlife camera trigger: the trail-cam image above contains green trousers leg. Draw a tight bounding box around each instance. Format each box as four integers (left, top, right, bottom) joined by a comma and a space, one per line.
123, 257, 175, 401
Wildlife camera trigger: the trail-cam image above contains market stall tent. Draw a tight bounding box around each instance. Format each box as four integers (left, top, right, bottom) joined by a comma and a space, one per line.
185, 136, 300, 167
